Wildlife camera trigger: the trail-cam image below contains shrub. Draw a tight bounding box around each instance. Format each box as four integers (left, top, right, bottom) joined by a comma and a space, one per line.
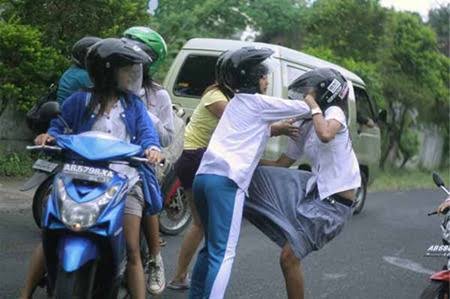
0, 21, 67, 112
0, 150, 34, 177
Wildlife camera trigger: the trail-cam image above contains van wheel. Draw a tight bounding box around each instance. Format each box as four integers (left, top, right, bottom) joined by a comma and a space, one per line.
353, 172, 367, 215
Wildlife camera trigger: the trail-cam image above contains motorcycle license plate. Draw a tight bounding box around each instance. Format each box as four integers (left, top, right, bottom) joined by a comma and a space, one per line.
62, 164, 114, 183
32, 159, 58, 173
425, 245, 450, 257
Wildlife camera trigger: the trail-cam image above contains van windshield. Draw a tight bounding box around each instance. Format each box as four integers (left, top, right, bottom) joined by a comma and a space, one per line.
174, 54, 219, 98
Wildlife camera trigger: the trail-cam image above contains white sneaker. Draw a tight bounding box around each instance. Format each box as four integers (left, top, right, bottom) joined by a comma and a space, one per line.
146, 253, 166, 295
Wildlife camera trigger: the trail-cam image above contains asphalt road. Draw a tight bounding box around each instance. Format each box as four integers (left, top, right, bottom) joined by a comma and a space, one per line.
0, 185, 446, 298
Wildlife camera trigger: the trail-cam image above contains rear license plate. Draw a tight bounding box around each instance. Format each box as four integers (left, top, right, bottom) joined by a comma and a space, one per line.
62, 164, 114, 183
425, 245, 450, 257
32, 159, 59, 172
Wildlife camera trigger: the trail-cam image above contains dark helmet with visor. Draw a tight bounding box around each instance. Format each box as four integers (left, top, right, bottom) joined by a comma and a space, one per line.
86, 38, 152, 94
214, 50, 234, 96
71, 36, 102, 68
221, 47, 274, 94
288, 68, 349, 109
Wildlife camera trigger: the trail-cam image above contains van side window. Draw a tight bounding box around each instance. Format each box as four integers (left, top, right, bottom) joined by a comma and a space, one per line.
354, 86, 376, 126
174, 55, 218, 98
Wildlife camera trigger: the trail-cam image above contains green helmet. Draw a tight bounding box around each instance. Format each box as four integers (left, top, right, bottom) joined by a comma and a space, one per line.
123, 26, 167, 75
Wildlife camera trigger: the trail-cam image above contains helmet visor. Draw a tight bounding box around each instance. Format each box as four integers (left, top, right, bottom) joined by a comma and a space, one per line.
288, 84, 313, 100
116, 63, 143, 96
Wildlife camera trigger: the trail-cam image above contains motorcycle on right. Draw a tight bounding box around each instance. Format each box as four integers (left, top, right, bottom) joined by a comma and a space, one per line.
420, 172, 450, 299
156, 105, 192, 236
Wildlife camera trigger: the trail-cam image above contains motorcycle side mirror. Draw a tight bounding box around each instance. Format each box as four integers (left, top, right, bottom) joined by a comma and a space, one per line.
377, 109, 387, 123
433, 172, 445, 188
39, 101, 61, 121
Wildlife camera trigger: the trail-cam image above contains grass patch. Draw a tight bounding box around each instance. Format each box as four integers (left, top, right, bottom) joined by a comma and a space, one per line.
0, 150, 35, 177
369, 168, 450, 192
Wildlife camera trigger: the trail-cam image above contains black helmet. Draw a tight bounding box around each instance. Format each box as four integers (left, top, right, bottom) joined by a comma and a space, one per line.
71, 36, 102, 68
288, 68, 349, 109
215, 51, 228, 85
86, 38, 151, 91
215, 50, 235, 87
222, 47, 274, 94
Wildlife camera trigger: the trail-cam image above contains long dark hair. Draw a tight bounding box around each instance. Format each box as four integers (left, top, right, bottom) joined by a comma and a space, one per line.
85, 90, 129, 120
84, 68, 129, 119
142, 64, 163, 107
202, 82, 234, 100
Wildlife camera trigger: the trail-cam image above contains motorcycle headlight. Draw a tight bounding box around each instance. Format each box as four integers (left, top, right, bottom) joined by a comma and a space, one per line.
57, 178, 119, 231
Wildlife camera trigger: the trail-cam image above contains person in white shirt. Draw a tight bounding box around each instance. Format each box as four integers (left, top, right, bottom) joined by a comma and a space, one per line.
189, 47, 311, 299
245, 68, 361, 299
123, 26, 174, 295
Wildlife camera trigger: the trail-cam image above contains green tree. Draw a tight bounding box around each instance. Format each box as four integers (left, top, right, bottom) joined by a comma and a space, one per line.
399, 127, 419, 168
303, 0, 387, 62
1, 0, 150, 56
378, 12, 449, 168
0, 21, 67, 112
428, 4, 450, 57
245, 0, 307, 48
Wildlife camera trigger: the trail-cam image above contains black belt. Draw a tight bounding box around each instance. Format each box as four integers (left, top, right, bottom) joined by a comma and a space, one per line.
326, 194, 354, 207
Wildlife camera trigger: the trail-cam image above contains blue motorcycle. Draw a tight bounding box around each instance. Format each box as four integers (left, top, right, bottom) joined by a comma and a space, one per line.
28, 130, 150, 298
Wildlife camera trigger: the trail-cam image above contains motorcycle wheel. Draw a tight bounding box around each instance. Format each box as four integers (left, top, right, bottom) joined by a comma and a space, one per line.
420, 280, 449, 299
353, 172, 367, 215
159, 180, 192, 236
54, 260, 97, 299
32, 178, 53, 228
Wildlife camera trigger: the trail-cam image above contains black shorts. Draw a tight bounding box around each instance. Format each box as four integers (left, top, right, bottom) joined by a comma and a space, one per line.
174, 148, 206, 189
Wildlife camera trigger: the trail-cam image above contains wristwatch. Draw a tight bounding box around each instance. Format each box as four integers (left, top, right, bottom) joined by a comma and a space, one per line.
311, 107, 322, 116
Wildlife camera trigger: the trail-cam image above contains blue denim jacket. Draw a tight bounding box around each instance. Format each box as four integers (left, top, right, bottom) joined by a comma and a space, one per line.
48, 91, 163, 215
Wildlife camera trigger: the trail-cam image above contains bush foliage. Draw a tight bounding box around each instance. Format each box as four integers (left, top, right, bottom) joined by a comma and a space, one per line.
0, 21, 67, 112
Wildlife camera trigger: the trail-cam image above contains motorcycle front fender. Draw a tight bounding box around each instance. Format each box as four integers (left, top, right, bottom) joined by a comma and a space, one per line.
20, 171, 51, 191
58, 235, 98, 272
430, 270, 450, 282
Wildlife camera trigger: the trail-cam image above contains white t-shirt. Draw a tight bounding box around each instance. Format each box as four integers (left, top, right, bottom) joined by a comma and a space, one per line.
91, 101, 139, 185
285, 106, 361, 199
197, 93, 311, 192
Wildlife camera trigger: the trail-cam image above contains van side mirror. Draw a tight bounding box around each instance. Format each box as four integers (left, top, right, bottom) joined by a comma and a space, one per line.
39, 101, 60, 121
377, 109, 387, 123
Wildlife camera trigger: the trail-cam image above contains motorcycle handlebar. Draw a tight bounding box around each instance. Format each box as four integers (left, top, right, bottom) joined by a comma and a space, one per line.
439, 185, 450, 196
116, 156, 165, 167
428, 207, 449, 216
129, 157, 150, 163
27, 146, 165, 166
26, 145, 62, 152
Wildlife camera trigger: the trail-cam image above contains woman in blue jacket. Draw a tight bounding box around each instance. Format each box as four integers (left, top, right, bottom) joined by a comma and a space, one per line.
20, 38, 162, 299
